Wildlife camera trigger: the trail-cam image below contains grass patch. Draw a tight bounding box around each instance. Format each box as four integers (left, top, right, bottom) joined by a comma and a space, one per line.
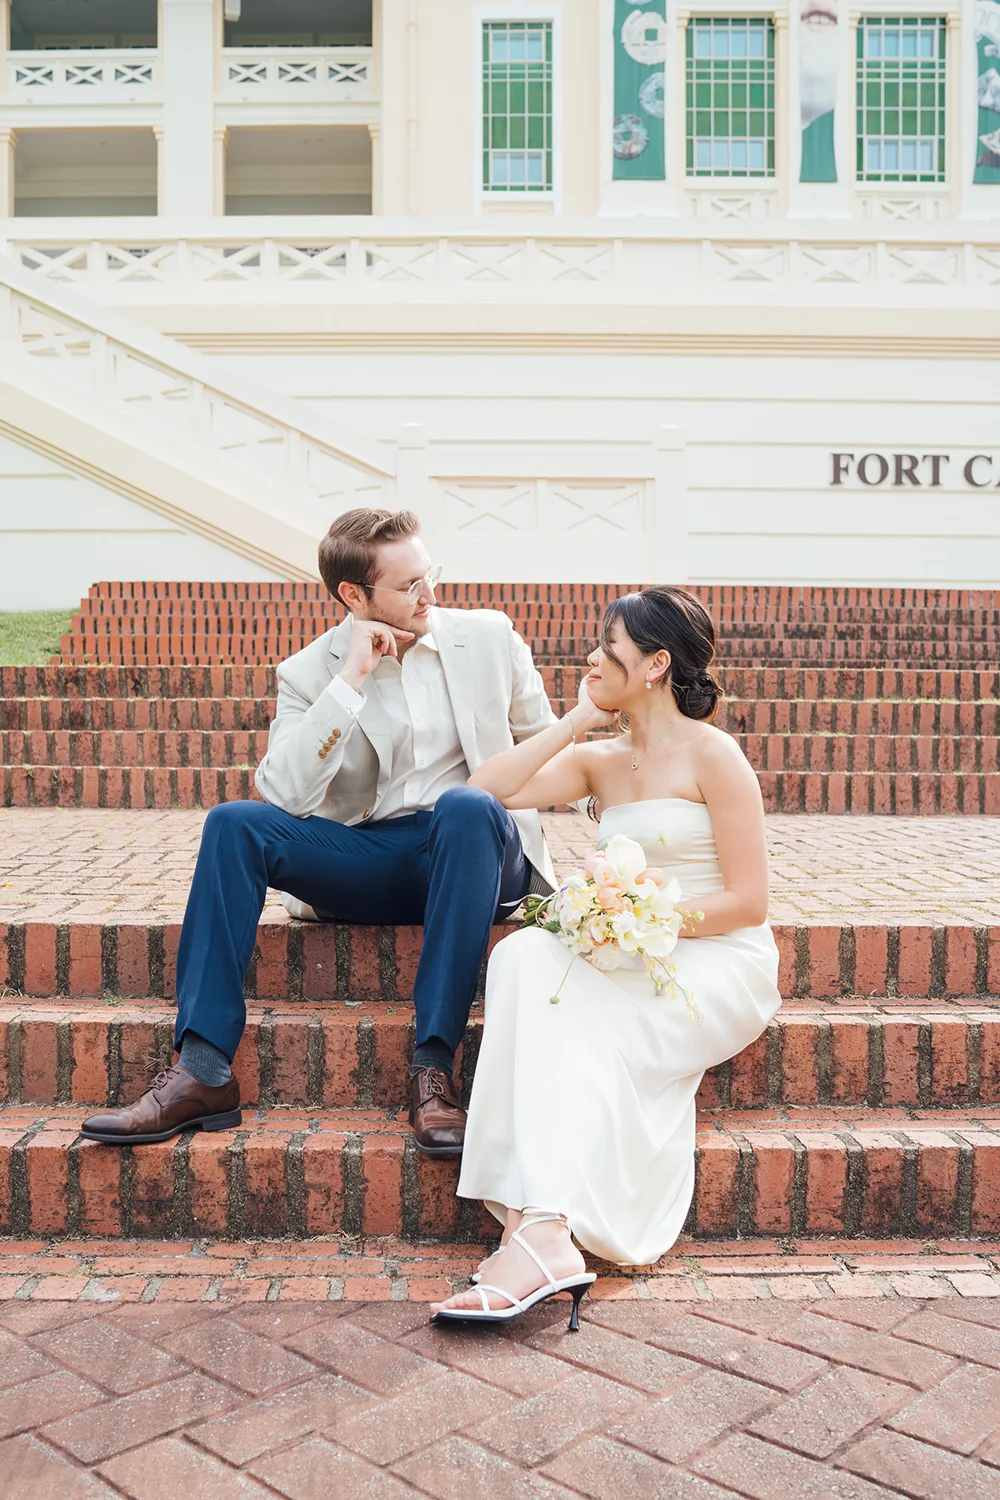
0, 611, 73, 665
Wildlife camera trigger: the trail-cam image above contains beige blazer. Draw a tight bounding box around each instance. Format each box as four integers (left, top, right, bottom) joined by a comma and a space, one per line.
254, 606, 559, 917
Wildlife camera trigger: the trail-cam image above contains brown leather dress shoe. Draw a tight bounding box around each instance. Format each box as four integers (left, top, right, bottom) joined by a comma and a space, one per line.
409, 1067, 466, 1157
81, 1064, 241, 1145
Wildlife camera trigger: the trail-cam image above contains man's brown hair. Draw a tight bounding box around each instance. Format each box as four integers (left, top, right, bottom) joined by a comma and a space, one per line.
318, 507, 421, 603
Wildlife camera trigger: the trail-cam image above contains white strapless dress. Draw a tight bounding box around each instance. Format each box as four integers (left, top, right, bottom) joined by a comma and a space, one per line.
456, 798, 782, 1266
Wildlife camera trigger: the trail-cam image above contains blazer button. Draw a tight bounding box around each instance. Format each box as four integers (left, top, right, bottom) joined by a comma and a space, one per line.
318, 749, 327, 759
332, 729, 341, 741
362, 809, 371, 819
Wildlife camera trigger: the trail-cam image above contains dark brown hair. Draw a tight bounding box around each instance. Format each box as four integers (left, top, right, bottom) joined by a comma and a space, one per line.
318, 508, 420, 603
599, 586, 722, 721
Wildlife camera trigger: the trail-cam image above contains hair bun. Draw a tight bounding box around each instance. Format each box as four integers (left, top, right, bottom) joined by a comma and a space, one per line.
676, 669, 721, 721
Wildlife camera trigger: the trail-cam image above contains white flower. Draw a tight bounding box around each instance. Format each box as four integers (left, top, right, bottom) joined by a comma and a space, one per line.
603, 834, 648, 890
588, 944, 621, 971
637, 926, 680, 959
556, 886, 591, 926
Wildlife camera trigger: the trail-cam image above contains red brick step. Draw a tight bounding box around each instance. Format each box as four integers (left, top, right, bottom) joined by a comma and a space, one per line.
2, 915, 998, 1004
5, 764, 998, 813
5, 694, 1000, 737
5, 729, 998, 774
6, 665, 997, 702
3, 999, 1000, 1113
2, 1103, 998, 1241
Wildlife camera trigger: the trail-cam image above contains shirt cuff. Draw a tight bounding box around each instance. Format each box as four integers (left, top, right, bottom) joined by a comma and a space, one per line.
326, 674, 366, 717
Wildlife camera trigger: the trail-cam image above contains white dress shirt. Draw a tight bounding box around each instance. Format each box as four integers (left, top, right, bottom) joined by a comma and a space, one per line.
325, 631, 469, 820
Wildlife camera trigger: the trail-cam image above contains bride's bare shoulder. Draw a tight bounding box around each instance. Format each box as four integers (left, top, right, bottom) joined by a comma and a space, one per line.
579, 734, 627, 767
691, 720, 760, 786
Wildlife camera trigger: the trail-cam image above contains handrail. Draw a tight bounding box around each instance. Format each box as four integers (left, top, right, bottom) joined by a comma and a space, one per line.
0, 255, 395, 488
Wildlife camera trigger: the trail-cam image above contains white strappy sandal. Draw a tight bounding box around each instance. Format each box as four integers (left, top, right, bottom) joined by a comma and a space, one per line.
434, 1212, 596, 1331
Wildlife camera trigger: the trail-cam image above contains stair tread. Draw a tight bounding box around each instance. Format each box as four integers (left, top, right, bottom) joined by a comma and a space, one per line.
5, 1102, 1000, 1133
5, 995, 1000, 1014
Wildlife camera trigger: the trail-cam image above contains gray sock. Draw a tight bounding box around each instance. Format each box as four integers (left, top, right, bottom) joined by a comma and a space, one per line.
411, 1038, 455, 1076
179, 1032, 232, 1088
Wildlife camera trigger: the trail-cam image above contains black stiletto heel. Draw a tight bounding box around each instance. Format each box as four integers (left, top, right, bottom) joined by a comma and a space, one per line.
568, 1281, 589, 1332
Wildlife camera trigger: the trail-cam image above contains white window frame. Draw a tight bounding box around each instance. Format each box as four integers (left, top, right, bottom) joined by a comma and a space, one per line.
474, 4, 563, 212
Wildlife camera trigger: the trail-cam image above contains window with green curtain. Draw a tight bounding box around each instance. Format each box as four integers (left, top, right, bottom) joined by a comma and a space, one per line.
482, 21, 553, 192
857, 17, 946, 182
686, 17, 775, 177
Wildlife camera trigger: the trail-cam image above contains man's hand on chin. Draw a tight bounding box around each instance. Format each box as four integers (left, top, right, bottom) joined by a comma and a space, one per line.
340, 618, 415, 692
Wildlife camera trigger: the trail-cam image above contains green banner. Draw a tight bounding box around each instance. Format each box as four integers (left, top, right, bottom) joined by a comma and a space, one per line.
799, 0, 838, 183
975, 0, 1000, 183
613, 3, 667, 180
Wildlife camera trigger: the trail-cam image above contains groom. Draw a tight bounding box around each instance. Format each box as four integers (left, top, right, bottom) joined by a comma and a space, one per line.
82, 507, 558, 1155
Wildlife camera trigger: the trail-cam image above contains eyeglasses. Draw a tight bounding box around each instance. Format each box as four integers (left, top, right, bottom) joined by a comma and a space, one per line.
350, 563, 443, 607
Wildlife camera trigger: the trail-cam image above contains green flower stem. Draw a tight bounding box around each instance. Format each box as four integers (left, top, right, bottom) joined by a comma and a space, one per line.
549, 953, 577, 1005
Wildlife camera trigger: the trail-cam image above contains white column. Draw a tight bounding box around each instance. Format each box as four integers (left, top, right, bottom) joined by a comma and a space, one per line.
153, 124, 164, 213
406, 0, 419, 213
847, 8, 860, 217
946, 8, 962, 219
396, 422, 435, 533
962, 0, 991, 219
213, 125, 228, 215
786, 0, 852, 218
0, 127, 15, 217
652, 425, 688, 584
773, 11, 789, 214
674, 9, 690, 214
368, 124, 382, 214
160, 0, 217, 217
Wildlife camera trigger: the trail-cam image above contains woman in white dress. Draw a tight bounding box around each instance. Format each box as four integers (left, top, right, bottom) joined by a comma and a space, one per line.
431, 586, 781, 1329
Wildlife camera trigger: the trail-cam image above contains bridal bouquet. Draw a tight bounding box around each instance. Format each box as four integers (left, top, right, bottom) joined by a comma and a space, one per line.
521, 834, 702, 1018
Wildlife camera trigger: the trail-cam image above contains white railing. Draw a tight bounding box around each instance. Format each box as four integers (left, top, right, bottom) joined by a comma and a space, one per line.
0, 256, 683, 584
6, 49, 158, 101
686, 184, 778, 221
0, 257, 393, 519
220, 47, 375, 101
4, 222, 1000, 300
855, 189, 950, 224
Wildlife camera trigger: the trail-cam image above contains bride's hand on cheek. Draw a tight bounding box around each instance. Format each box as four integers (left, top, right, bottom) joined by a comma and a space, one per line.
574, 676, 617, 733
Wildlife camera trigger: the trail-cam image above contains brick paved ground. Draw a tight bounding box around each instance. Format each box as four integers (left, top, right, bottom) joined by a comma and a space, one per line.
2, 809, 999, 926
3, 1261, 1000, 1498
1, 1237, 1000, 1306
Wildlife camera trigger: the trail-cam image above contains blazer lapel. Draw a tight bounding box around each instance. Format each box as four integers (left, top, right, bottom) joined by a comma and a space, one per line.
327, 619, 393, 785
433, 609, 479, 770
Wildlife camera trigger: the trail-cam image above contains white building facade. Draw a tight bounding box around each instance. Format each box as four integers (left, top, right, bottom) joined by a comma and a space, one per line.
0, 0, 997, 606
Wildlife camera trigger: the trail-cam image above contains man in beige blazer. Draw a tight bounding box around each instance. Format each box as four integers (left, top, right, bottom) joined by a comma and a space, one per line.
82, 507, 557, 1158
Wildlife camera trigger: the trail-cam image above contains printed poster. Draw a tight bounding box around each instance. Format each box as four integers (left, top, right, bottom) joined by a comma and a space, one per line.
975, 0, 1000, 182
799, 0, 838, 182
613, 2, 668, 180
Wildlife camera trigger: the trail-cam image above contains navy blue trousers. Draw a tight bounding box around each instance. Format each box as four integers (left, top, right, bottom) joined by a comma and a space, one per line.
174, 786, 531, 1061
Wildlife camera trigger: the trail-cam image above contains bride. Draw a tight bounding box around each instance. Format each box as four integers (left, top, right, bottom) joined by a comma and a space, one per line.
431, 586, 781, 1329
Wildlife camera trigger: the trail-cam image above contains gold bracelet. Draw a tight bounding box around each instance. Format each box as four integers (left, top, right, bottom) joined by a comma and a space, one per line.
568, 712, 578, 747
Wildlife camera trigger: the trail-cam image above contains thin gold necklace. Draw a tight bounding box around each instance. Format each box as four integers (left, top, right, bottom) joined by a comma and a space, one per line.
630, 723, 674, 772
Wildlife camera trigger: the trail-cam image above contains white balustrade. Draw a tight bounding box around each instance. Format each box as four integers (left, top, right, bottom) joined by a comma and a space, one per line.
5, 226, 999, 300
6, 49, 159, 102
220, 47, 375, 101
0, 264, 393, 515
855, 191, 950, 224
686, 188, 778, 221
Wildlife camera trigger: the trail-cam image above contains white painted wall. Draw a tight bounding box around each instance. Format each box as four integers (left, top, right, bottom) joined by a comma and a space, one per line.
215, 347, 1000, 587
0, 433, 283, 611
